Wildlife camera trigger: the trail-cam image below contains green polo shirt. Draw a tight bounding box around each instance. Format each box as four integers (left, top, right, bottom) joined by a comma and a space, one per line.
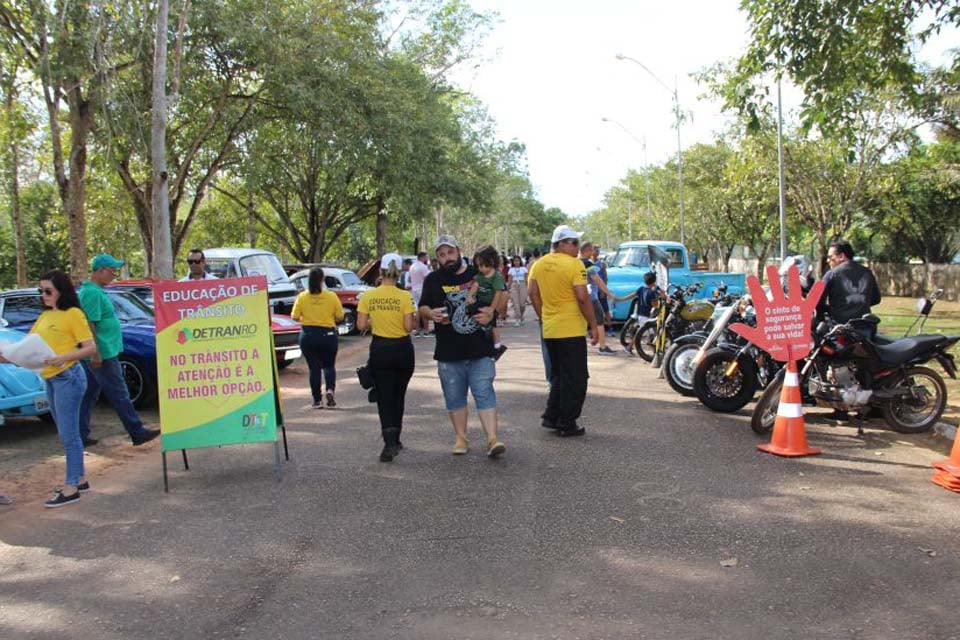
78, 281, 123, 360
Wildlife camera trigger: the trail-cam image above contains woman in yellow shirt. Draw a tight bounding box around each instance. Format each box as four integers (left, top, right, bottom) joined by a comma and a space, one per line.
357, 253, 416, 462
0, 271, 97, 508
291, 267, 345, 409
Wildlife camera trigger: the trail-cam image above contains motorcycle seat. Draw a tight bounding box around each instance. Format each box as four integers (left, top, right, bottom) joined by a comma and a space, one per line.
873, 335, 951, 366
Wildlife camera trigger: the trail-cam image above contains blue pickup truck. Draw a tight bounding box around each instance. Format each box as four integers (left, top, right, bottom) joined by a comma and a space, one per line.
605, 241, 745, 322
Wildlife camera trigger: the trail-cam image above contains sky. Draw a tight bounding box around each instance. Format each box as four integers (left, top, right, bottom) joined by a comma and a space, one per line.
449, 0, 957, 219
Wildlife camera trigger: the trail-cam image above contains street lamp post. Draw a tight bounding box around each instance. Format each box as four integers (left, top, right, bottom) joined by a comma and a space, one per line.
615, 54, 686, 246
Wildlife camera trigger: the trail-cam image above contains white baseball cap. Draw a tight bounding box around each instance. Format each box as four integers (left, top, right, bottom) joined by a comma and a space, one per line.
551, 224, 583, 243
380, 252, 403, 270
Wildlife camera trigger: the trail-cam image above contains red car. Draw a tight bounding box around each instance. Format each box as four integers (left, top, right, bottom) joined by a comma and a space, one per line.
109, 279, 303, 369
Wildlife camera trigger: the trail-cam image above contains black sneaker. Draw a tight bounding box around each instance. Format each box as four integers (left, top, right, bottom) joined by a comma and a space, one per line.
131, 429, 161, 446
326, 391, 336, 408
82, 437, 99, 447
541, 418, 559, 430
493, 345, 508, 361
44, 490, 80, 508
77, 481, 90, 493
557, 425, 586, 438
379, 445, 399, 462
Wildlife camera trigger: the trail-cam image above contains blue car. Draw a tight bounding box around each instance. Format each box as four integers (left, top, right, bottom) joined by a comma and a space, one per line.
0, 288, 158, 408
0, 324, 52, 424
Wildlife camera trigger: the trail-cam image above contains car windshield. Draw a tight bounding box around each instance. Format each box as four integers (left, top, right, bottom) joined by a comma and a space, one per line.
108, 291, 154, 324
239, 254, 289, 285
609, 246, 683, 269
609, 247, 651, 269
339, 271, 364, 287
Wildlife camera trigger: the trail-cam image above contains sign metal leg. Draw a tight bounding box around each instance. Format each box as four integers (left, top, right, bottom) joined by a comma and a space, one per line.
162, 451, 169, 493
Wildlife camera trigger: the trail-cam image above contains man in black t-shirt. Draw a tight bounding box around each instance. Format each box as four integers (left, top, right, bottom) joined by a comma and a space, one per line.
817, 240, 881, 323
419, 235, 506, 459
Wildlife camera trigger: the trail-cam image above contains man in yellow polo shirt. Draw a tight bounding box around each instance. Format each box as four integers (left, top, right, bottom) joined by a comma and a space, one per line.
528, 225, 599, 437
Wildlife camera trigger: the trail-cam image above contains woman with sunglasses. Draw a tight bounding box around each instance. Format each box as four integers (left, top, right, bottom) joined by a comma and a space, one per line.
1, 271, 97, 507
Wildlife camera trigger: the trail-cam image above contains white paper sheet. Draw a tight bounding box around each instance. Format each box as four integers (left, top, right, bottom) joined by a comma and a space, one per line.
0, 334, 56, 370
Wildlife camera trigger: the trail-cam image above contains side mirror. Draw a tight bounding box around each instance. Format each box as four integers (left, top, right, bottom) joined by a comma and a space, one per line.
0, 318, 7, 328
917, 297, 933, 316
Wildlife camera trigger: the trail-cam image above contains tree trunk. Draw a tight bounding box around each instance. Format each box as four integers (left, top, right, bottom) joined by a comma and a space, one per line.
64, 90, 91, 280
4, 85, 27, 286
151, 0, 173, 279
246, 195, 258, 247
8, 141, 26, 286
375, 197, 388, 257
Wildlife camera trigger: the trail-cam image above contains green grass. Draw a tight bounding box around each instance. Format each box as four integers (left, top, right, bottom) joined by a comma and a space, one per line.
874, 296, 960, 425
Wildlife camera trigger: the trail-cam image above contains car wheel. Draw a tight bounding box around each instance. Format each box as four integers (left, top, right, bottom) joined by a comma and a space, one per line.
338, 307, 357, 336
120, 356, 156, 409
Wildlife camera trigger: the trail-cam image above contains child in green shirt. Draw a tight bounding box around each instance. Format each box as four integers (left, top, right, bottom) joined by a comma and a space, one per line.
466, 245, 508, 360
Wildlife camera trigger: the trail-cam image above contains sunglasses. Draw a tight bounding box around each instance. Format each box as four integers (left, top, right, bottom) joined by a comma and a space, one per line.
186, 259, 203, 265
38, 287, 55, 296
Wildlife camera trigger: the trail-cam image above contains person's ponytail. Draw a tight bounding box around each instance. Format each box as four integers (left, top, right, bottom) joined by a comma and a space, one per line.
383, 261, 401, 281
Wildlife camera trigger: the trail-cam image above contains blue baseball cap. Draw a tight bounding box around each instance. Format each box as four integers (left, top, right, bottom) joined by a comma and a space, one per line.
91, 253, 125, 271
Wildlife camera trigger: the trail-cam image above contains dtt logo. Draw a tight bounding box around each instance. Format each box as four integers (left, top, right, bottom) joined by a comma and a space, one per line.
176, 329, 190, 345
241, 412, 269, 428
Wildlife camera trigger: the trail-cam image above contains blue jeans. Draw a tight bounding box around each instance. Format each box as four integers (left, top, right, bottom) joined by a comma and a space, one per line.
437, 358, 497, 412
46, 365, 87, 486
80, 358, 149, 439
540, 324, 551, 383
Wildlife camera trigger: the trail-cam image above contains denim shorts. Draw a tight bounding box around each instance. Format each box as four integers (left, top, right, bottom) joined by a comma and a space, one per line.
437, 357, 497, 412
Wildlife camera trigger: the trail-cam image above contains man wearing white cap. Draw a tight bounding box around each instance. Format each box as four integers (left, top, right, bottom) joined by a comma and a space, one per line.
528, 225, 599, 437
419, 235, 506, 458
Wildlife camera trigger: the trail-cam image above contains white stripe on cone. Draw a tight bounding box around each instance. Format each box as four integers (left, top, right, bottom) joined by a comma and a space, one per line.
784, 371, 799, 386
777, 402, 804, 418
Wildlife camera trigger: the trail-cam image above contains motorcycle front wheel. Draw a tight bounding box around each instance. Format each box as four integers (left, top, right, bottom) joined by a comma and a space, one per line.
663, 341, 702, 396
694, 349, 758, 413
882, 366, 946, 434
750, 368, 784, 434
635, 322, 657, 362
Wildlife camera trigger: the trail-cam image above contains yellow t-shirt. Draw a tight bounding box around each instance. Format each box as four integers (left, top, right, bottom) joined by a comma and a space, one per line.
29, 307, 94, 379
357, 285, 414, 338
291, 290, 344, 327
529, 252, 588, 339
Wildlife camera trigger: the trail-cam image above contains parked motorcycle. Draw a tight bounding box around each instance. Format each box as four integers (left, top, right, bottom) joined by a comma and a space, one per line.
751, 314, 958, 435
623, 282, 718, 364
661, 288, 742, 396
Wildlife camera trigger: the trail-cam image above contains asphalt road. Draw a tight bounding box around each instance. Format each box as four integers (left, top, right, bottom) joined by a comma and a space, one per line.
1, 322, 959, 640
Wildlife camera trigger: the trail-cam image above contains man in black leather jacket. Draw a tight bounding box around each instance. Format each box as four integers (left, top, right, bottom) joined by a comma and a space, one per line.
817, 240, 881, 323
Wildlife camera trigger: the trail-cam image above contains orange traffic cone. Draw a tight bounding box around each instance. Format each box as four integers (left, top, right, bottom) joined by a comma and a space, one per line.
758, 360, 821, 457
931, 424, 960, 493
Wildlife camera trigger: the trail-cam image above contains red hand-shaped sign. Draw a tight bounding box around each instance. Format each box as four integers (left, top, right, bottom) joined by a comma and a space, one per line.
730, 265, 825, 362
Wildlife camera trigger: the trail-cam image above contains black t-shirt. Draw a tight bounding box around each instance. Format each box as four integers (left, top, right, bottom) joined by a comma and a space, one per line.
419, 265, 495, 361
817, 260, 882, 323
